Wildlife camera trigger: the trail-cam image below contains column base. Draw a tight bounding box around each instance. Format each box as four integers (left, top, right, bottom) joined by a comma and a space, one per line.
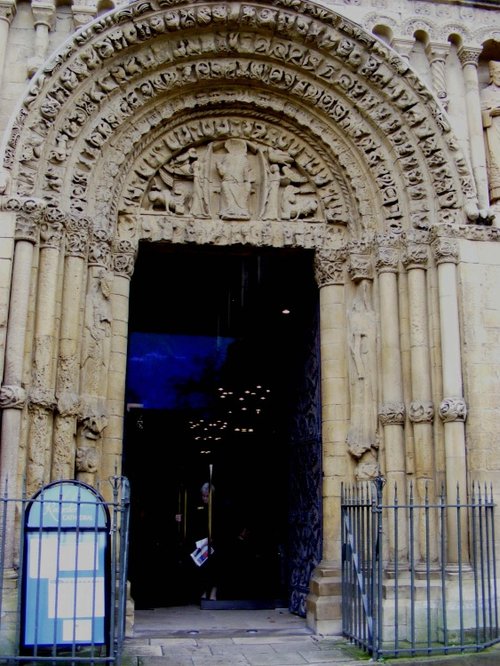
305, 561, 342, 635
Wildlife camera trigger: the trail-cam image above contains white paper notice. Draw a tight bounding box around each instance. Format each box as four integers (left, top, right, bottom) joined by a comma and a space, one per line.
62, 619, 92, 642
47, 577, 105, 619
28, 533, 100, 578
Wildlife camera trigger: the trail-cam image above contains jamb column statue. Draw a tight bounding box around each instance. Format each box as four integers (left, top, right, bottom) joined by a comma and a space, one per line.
100, 240, 136, 500
376, 236, 407, 564
306, 248, 348, 635
52, 216, 90, 480
346, 250, 378, 481
25, 208, 65, 497
432, 234, 468, 567
481, 60, 500, 222
77, 230, 113, 487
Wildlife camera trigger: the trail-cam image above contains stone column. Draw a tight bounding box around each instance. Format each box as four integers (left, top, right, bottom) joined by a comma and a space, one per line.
306, 248, 348, 634
0, 199, 43, 567
403, 231, 437, 563
100, 241, 136, 497
392, 37, 414, 63
427, 43, 449, 110
0, 0, 16, 92
459, 47, 490, 215
27, 0, 55, 78
432, 235, 468, 565
52, 216, 90, 480
76, 229, 112, 486
376, 235, 407, 562
25, 207, 65, 497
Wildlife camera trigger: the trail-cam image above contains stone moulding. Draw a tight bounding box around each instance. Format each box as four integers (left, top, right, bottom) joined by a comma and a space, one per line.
1, 0, 480, 244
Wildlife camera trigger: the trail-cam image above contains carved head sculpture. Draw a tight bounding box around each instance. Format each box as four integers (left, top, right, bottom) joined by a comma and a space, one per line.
489, 60, 500, 87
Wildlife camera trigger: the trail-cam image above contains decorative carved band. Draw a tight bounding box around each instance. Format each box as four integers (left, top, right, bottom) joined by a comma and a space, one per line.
378, 402, 405, 425
439, 397, 467, 423
0, 384, 27, 409
314, 248, 346, 287
409, 400, 434, 423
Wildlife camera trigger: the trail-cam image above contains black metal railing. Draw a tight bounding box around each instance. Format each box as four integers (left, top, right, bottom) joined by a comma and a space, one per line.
0, 476, 130, 665
342, 479, 499, 660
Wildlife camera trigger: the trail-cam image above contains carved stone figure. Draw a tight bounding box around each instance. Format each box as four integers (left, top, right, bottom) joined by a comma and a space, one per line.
189, 152, 209, 218
217, 139, 253, 220
346, 280, 378, 459
481, 61, 500, 204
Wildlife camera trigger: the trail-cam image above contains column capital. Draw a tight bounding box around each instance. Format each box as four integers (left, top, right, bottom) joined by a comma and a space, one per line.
347, 237, 374, 283
378, 401, 405, 426
76, 445, 100, 473
31, 0, 56, 29
0, 0, 16, 24
402, 240, 428, 270
432, 236, 459, 265
112, 239, 136, 279
88, 228, 112, 268
458, 47, 482, 68
0, 384, 27, 409
65, 214, 90, 257
409, 400, 434, 424
376, 235, 400, 274
439, 397, 467, 423
314, 248, 346, 287
40, 206, 66, 249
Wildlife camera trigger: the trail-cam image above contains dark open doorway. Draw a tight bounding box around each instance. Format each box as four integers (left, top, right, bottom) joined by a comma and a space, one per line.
123, 244, 321, 613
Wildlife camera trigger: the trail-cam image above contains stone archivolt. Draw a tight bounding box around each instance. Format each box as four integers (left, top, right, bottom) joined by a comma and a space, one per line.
3, 0, 477, 245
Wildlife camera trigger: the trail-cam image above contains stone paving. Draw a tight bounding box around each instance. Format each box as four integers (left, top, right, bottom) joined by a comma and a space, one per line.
121, 606, 500, 666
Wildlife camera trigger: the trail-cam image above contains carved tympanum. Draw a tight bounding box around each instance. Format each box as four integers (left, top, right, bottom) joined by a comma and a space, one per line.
142, 139, 323, 223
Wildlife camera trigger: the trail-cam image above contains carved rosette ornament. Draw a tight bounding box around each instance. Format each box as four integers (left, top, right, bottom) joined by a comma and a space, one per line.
409, 400, 435, 424
378, 402, 406, 426
432, 237, 459, 265
112, 240, 136, 279
314, 248, 346, 287
75, 446, 100, 474
439, 397, 467, 423
0, 384, 27, 409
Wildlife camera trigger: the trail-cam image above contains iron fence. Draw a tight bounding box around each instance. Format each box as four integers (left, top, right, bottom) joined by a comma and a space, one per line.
0, 476, 130, 665
342, 479, 499, 660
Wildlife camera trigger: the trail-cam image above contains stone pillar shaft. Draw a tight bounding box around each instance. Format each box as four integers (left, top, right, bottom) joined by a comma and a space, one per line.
0, 1, 16, 91
459, 49, 490, 212
434, 238, 468, 564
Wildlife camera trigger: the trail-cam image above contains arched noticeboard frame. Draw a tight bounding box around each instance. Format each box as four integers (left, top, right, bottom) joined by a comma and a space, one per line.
21, 480, 111, 650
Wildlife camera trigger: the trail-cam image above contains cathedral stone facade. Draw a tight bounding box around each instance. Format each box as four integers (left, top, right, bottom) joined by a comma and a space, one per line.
0, 0, 500, 643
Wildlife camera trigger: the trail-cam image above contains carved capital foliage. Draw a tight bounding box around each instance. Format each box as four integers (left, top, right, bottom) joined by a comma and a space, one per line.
402, 241, 428, 270
76, 446, 100, 473
40, 207, 65, 249
88, 228, 112, 267
314, 248, 346, 287
376, 234, 400, 273
458, 47, 481, 68
66, 215, 90, 257
409, 400, 434, 424
0, 0, 16, 24
432, 237, 459, 265
5, 197, 46, 242
0, 384, 27, 409
348, 254, 372, 283
439, 397, 467, 423
112, 239, 136, 278
378, 402, 405, 426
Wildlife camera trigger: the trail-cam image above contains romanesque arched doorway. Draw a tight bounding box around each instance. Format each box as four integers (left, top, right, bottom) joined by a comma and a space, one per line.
123, 243, 321, 614
0, 0, 476, 636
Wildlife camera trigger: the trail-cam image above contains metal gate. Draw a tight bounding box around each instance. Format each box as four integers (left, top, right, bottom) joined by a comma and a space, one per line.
0, 475, 130, 665
342, 479, 500, 660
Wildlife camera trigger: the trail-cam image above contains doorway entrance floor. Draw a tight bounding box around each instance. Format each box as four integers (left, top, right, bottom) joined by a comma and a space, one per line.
123, 606, 365, 665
